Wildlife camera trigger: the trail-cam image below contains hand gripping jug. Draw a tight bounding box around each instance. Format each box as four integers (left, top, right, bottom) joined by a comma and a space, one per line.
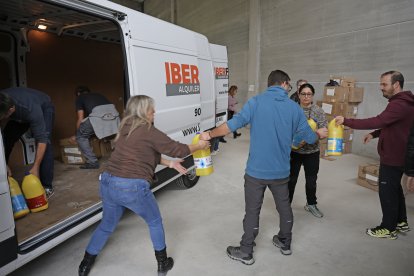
22, 173, 48, 212
192, 133, 214, 176
292, 118, 317, 149
327, 119, 344, 156
8, 177, 30, 219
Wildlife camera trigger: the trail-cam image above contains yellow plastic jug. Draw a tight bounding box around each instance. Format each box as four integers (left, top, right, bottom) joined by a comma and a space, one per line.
8, 177, 30, 219
292, 118, 318, 149
192, 134, 214, 176
327, 119, 344, 156
308, 118, 317, 131
22, 173, 48, 212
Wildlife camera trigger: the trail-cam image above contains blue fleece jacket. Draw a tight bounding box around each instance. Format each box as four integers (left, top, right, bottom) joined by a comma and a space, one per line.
227, 86, 317, 179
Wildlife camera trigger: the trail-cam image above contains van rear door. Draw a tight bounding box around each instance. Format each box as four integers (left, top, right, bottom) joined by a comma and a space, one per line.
0, 132, 18, 268
210, 44, 229, 126
124, 13, 202, 144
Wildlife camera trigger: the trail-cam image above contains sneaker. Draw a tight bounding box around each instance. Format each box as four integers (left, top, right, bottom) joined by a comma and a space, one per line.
226, 246, 255, 265
80, 162, 99, 169
272, 235, 292, 255
219, 138, 227, 143
304, 204, 324, 218
233, 133, 241, 139
45, 188, 54, 199
366, 226, 397, 240
396, 222, 410, 233
211, 150, 218, 156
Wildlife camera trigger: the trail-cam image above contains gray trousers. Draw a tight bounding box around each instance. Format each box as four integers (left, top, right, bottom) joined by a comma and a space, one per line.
76, 118, 98, 164
240, 174, 293, 254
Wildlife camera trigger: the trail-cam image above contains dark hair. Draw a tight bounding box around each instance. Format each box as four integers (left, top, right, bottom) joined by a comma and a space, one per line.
75, 85, 90, 95
228, 85, 238, 96
0, 92, 15, 118
267, 70, 290, 87
299, 83, 315, 95
381, 71, 404, 89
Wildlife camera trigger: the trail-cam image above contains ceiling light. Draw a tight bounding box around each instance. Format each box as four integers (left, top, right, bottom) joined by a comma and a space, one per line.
37, 24, 47, 30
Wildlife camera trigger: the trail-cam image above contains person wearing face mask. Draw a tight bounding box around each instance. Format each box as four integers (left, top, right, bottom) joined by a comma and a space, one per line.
336, 71, 414, 240
78, 95, 210, 276
288, 83, 328, 218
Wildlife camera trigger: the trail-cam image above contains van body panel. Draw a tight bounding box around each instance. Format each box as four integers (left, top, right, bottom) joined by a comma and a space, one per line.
210, 44, 229, 126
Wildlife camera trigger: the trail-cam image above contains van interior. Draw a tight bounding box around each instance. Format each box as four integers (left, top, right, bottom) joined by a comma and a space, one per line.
0, 0, 126, 252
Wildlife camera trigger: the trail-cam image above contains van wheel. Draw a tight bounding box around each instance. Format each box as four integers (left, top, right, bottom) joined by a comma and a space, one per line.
176, 168, 199, 189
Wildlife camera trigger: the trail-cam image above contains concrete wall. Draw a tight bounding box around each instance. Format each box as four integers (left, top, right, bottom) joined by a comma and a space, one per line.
260, 0, 414, 159
143, 0, 414, 159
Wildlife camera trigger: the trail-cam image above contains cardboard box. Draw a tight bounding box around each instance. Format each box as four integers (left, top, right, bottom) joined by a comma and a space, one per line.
99, 139, 113, 156
60, 138, 102, 164
323, 86, 364, 103
323, 87, 349, 102
330, 76, 356, 88
344, 127, 354, 142
348, 87, 364, 103
342, 141, 352, 154
357, 164, 379, 192
319, 143, 327, 157
59, 137, 77, 147
62, 155, 85, 165
325, 114, 334, 123
321, 102, 358, 118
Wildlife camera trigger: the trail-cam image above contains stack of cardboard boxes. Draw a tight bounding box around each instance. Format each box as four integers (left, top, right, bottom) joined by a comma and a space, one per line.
59, 137, 113, 165
357, 163, 379, 192
317, 76, 364, 157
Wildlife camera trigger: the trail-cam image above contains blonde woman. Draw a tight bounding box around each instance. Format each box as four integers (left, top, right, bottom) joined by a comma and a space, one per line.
78, 95, 209, 275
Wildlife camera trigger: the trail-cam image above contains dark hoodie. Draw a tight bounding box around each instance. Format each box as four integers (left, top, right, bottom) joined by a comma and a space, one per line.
344, 91, 414, 166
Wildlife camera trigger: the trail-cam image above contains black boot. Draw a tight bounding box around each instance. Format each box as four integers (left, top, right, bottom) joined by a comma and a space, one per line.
78, 251, 97, 276
155, 248, 174, 273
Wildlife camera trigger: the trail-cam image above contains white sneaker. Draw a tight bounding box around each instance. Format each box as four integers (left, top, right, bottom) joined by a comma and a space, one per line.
211, 150, 217, 156
304, 204, 323, 218
45, 188, 55, 199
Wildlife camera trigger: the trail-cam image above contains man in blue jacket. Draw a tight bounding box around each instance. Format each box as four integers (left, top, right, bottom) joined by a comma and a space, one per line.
200, 70, 328, 265
0, 87, 55, 198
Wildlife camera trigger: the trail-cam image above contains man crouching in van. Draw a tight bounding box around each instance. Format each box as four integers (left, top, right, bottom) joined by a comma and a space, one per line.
72, 86, 120, 169
78, 95, 210, 275
0, 87, 55, 198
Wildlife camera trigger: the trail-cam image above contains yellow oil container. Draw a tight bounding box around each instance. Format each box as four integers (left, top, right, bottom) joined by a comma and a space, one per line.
192, 133, 214, 176
308, 118, 317, 131
22, 173, 48, 212
292, 118, 318, 149
327, 119, 344, 156
8, 177, 30, 219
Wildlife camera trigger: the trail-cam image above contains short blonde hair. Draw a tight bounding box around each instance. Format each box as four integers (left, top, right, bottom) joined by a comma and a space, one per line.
115, 95, 154, 141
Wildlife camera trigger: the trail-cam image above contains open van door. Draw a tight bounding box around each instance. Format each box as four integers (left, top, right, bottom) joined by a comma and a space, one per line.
124, 13, 204, 145
210, 44, 229, 126
0, 131, 17, 271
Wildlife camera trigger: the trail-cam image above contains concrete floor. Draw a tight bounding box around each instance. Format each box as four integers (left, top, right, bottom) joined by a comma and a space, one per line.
10, 128, 414, 276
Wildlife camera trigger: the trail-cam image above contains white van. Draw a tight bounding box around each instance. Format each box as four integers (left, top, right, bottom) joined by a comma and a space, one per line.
0, 0, 228, 274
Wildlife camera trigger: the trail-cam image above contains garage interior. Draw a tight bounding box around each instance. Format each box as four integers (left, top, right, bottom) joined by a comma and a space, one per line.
3, 0, 414, 275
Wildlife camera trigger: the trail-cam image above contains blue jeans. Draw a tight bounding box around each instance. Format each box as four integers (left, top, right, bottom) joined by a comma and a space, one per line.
86, 172, 166, 255
76, 118, 98, 164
